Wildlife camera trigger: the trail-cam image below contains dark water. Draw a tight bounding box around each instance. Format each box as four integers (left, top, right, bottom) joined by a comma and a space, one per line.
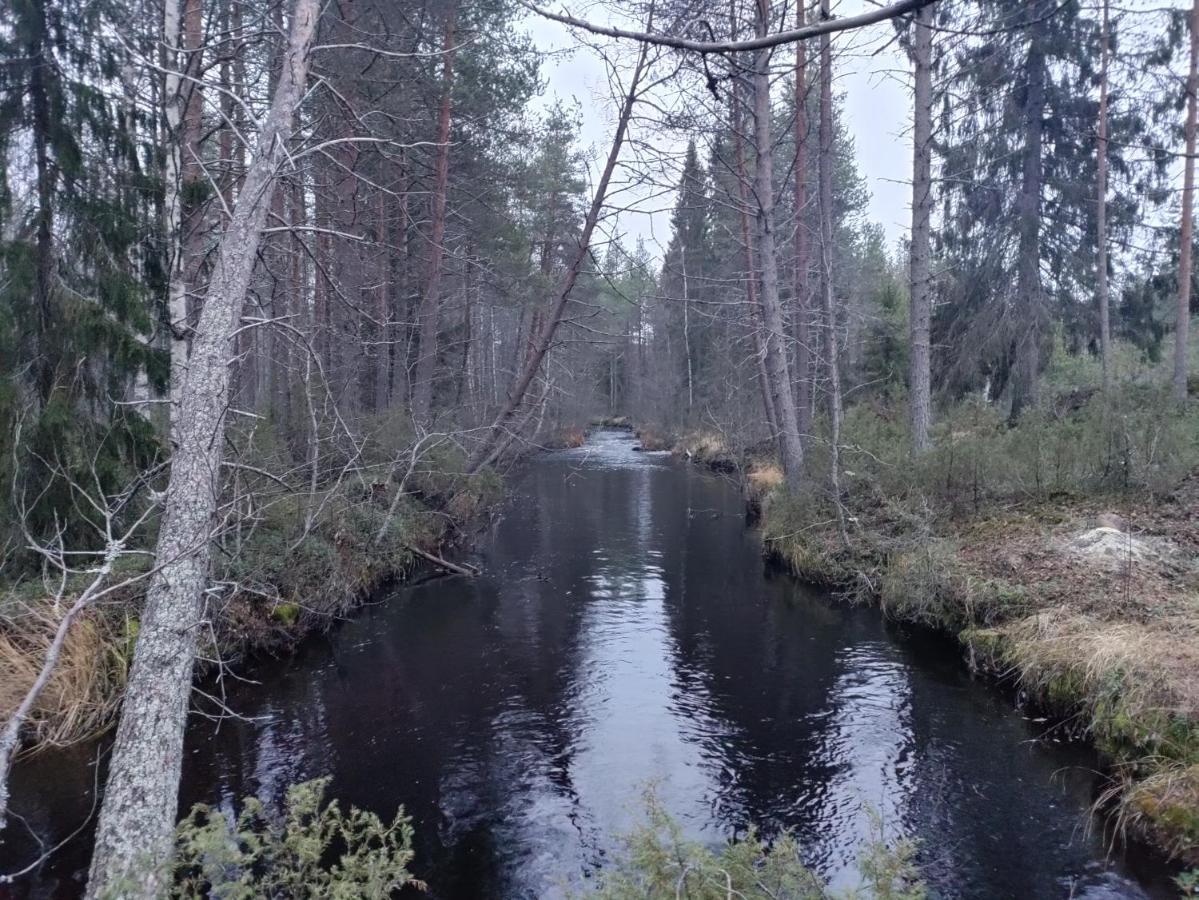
1, 430, 1175, 898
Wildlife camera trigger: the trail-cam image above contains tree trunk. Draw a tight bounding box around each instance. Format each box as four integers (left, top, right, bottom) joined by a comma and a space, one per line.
1010, 0, 1046, 423
1096, 0, 1111, 393
467, 43, 648, 472
793, 0, 813, 443
26, 0, 57, 403
819, 0, 847, 543
84, 3, 319, 895
909, 2, 933, 451
411, 2, 458, 425
751, 0, 806, 488
1175, 0, 1199, 402
732, 78, 780, 437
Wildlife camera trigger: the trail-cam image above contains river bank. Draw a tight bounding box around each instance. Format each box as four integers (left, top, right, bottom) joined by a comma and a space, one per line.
659, 416, 1199, 869
0, 451, 504, 756
3, 427, 1171, 898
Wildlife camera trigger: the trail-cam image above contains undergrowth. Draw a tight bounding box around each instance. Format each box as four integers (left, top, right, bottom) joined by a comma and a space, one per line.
590, 792, 925, 900
170, 777, 422, 899
0, 435, 503, 754
750, 380, 1199, 862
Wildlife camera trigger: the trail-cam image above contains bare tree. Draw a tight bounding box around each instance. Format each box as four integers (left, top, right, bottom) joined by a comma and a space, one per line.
522, 0, 938, 53
467, 41, 651, 472
85, 2, 320, 894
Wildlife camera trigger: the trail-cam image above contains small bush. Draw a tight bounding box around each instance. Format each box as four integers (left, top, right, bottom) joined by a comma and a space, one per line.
172, 777, 422, 899
590, 792, 924, 900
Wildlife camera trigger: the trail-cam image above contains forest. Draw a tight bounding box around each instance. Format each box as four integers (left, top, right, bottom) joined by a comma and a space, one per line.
0, 0, 1197, 897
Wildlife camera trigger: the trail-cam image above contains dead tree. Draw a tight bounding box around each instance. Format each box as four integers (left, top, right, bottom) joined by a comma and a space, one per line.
84, 1, 320, 895
466, 42, 650, 472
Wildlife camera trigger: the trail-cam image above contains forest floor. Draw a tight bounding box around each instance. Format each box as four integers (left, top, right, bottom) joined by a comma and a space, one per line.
662, 423, 1199, 866
0, 459, 505, 756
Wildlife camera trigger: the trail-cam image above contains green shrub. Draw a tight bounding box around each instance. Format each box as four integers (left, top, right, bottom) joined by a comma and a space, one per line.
172, 777, 421, 899
590, 792, 925, 900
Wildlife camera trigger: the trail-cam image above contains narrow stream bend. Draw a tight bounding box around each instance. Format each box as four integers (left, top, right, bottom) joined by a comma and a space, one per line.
3, 430, 1172, 898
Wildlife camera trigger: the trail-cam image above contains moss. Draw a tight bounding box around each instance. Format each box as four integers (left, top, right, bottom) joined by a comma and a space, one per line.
271, 603, 301, 627
1127, 765, 1199, 861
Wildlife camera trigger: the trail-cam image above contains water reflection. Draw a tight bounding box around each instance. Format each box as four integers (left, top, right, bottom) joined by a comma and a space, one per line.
1, 430, 1169, 899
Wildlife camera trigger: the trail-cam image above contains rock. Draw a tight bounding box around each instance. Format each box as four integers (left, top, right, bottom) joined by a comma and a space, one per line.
1064, 527, 1178, 573
1095, 512, 1128, 532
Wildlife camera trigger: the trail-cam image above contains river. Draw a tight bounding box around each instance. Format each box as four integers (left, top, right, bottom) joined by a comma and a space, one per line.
1, 429, 1173, 898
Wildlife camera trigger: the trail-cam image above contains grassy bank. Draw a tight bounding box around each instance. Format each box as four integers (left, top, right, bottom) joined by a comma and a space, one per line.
668, 385, 1199, 864
0, 443, 503, 755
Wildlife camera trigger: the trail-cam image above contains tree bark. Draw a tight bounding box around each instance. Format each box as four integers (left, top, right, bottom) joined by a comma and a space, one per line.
751, 0, 806, 488
84, 3, 319, 895
466, 43, 649, 472
1010, 0, 1047, 423
793, 0, 813, 443
1175, 0, 1199, 402
411, 2, 459, 425
1096, 0, 1111, 393
732, 77, 781, 437
909, 2, 934, 451
819, 0, 847, 542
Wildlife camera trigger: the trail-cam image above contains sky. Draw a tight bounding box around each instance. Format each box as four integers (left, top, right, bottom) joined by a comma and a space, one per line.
524, 1, 914, 260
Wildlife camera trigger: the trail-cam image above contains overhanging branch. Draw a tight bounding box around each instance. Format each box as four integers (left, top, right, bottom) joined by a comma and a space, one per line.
520, 0, 938, 53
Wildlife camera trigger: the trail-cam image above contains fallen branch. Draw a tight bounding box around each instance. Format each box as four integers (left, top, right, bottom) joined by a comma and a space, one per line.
405, 544, 479, 577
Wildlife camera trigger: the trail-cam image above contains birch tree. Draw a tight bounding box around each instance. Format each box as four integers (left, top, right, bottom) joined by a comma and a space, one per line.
85, 1, 320, 894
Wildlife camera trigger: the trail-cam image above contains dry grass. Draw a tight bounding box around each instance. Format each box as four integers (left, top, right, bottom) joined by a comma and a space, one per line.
674, 431, 738, 472
1121, 764, 1199, 860
544, 425, 587, 449
746, 463, 784, 498
0, 603, 129, 750
759, 454, 1199, 859
634, 426, 673, 452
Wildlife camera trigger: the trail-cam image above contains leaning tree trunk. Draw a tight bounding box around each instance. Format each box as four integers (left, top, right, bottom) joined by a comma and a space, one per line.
411, 1, 458, 426
466, 43, 648, 473
85, 2, 319, 896
1175, 0, 1199, 402
1010, 0, 1047, 424
751, 0, 806, 488
909, 2, 933, 452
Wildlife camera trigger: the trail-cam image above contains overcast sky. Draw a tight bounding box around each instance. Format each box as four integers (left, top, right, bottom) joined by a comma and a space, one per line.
525, 1, 914, 260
